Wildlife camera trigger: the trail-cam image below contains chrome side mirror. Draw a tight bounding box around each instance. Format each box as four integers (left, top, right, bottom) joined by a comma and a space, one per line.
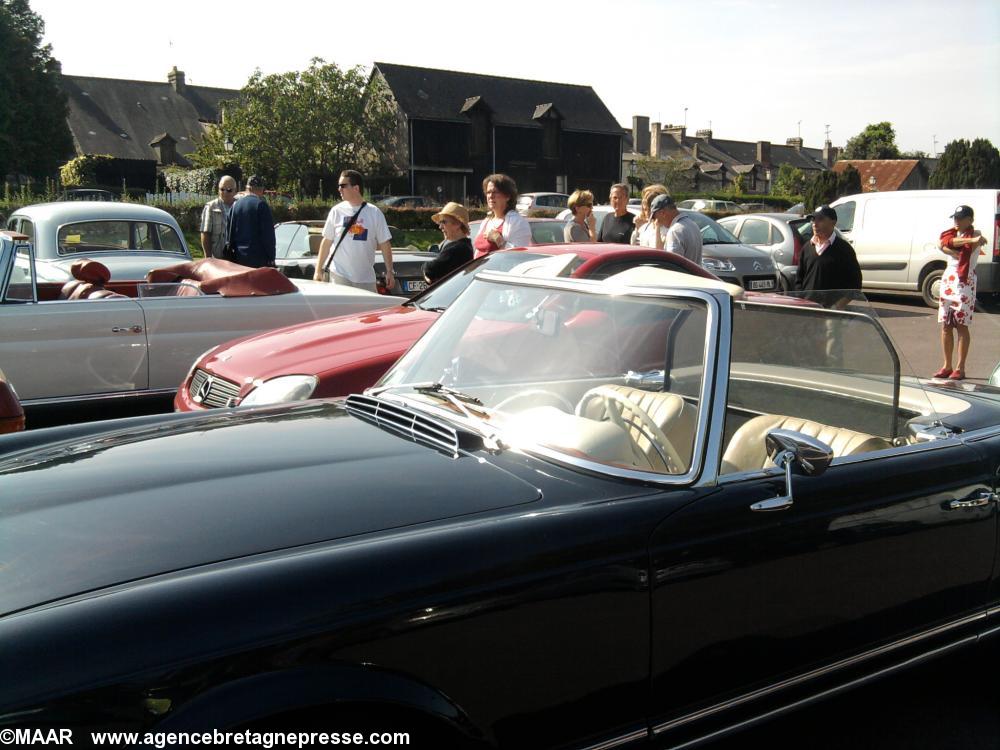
750, 429, 833, 512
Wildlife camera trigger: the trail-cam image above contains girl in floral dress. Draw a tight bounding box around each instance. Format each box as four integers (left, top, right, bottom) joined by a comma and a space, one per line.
934, 205, 986, 380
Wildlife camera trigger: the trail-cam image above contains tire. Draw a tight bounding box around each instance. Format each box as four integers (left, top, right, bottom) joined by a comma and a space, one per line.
920, 268, 943, 309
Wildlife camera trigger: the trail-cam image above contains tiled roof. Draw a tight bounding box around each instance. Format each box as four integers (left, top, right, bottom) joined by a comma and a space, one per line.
832, 160, 922, 191
374, 62, 622, 135
62, 75, 239, 164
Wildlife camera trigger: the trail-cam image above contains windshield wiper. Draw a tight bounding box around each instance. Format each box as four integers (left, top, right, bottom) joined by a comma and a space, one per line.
369, 381, 482, 405
368, 382, 502, 449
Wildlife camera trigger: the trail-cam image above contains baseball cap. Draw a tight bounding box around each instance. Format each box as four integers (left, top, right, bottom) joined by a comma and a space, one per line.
950, 205, 974, 219
246, 174, 265, 188
806, 205, 838, 222
649, 194, 676, 213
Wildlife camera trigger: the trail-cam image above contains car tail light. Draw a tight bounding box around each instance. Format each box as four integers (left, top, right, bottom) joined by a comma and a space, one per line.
376, 275, 389, 295
792, 231, 802, 266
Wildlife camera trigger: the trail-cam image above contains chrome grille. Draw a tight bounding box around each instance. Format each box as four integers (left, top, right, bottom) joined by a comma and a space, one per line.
189, 369, 241, 408
345, 393, 460, 456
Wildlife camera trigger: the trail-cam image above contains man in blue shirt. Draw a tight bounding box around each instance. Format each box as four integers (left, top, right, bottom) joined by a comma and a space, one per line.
228, 175, 276, 268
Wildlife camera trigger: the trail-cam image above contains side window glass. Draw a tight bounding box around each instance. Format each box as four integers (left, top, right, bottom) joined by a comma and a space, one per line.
769, 223, 785, 245
836, 201, 856, 232
135, 222, 154, 250
274, 224, 301, 259
156, 224, 184, 253
18, 220, 34, 241
738, 219, 770, 245
4, 251, 34, 302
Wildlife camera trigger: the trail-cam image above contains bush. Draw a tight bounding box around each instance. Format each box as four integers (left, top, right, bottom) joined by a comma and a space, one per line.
60, 154, 116, 188
162, 167, 220, 194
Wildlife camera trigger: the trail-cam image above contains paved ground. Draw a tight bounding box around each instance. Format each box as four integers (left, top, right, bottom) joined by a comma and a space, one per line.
866, 292, 999, 383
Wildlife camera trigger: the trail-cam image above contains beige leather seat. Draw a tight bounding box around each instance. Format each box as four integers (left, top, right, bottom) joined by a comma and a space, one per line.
582, 385, 697, 473
721, 414, 892, 475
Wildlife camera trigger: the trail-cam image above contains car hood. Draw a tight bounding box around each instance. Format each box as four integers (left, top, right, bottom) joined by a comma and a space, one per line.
702, 242, 771, 260
39, 254, 191, 282
203, 304, 439, 384
0, 402, 541, 617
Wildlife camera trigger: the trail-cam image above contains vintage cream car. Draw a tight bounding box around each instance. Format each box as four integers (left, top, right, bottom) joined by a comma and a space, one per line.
0, 231, 403, 421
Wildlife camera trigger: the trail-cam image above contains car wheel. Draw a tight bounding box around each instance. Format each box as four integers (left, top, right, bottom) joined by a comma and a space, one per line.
920, 268, 944, 309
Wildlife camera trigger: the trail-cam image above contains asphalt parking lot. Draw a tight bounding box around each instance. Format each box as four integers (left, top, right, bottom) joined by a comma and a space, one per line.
866, 291, 999, 383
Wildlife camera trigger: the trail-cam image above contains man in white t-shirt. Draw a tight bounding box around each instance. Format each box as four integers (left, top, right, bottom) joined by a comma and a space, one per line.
314, 170, 394, 292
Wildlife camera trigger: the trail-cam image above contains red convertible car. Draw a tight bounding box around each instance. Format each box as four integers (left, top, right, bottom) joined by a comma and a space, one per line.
175, 244, 719, 411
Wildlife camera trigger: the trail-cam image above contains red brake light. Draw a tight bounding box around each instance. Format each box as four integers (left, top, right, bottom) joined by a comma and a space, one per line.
792, 231, 802, 266
993, 192, 999, 261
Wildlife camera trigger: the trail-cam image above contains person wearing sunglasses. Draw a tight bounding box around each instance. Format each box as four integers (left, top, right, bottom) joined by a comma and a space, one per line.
423, 202, 473, 283
199, 175, 237, 259
314, 170, 394, 292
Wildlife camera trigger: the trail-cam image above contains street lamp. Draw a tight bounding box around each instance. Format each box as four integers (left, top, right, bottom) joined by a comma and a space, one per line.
868, 174, 877, 191
223, 136, 234, 153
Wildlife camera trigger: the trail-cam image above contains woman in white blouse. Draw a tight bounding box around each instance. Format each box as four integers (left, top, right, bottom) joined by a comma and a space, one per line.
473, 173, 532, 256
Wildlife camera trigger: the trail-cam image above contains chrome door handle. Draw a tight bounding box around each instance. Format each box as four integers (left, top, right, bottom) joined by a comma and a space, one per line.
947, 491, 998, 510
111, 325, 143, 333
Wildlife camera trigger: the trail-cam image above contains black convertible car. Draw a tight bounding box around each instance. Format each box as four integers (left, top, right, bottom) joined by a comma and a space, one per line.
1, 267, 998, 749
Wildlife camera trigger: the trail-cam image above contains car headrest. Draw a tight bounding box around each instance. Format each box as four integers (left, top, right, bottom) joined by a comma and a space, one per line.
70, 259, 111, 285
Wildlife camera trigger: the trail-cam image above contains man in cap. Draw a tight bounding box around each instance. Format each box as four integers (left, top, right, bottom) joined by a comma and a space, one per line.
199, 175, 237, 259
637, 194, 703, 265
422, 202, 473, 283
228, 175, 276, 268
796, 204, 861, 307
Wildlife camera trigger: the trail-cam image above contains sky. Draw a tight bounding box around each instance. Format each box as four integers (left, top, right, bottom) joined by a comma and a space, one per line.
30, 0, 1000, 155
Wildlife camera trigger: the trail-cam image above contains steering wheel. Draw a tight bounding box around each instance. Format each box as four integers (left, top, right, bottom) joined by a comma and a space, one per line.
495, 389, 574, 413
575, 386, 685, 473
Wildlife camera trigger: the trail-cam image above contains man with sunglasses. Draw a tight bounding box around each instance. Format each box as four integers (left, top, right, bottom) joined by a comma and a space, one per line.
199, 175, 237, 259
314, 170, 394, 292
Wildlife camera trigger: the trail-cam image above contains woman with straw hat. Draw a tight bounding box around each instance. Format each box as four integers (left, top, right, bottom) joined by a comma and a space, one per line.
423, 202, 474, 283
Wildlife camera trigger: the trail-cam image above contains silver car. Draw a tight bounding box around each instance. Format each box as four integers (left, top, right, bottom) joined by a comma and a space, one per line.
558, 205, 780, 292
719, 212, 819, 292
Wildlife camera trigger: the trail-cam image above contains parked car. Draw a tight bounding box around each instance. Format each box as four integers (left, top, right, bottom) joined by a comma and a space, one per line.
515, 192, 569, 214
559, 205, 779, 291
0, 233, 404, 422
379, 195, 432, 208
56, 188, 116, 202
273, 220, 438, 297
830, 189, 1000, 307
5, 201, 192, 282
468, 217, 565, 245
719, 212, 827, 291
175, 244, 719, 411
3, 267, 998, 749
676, 198, 743, 213
787, 201, 806, 215
739, 202, 777, 213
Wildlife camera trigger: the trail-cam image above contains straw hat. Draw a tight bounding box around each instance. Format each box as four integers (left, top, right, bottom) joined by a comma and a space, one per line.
432, 202, 470, 231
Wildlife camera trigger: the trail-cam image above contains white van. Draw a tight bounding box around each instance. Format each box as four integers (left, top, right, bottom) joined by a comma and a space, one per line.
830, 189, 999, 306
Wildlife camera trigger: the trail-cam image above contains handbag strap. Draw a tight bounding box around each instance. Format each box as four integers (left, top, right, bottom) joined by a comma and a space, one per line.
323, 202, 367, 273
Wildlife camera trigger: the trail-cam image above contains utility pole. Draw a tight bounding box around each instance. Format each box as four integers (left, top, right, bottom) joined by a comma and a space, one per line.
684, 107, 688, 130
798, 120, 802, 139
824, 124, 831, 141
933, 135, 938, 157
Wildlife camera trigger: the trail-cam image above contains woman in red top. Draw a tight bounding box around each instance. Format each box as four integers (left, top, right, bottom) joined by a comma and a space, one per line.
933, 205, 986, 380
473, 174, 531, 257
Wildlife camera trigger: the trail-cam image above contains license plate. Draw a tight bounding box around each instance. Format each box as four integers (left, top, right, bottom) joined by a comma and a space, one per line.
404, 280, 428, 292
749, 279, 775, 290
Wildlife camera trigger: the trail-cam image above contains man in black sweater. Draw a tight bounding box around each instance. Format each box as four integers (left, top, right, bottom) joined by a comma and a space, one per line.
796, 204, 861, 308
597, 183, 635, 244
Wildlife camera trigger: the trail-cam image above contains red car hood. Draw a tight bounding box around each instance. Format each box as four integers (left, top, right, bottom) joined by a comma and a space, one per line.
201, 304, 439, 395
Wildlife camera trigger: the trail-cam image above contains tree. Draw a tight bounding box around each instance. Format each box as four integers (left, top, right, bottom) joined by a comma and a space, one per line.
803, 171, 838, 210
633, 155, 696, 194
928, 138, 1000, 189
836, 164, 862, 196
841, 122, 901, 160
190, 59, 403, 195
773, 164, 806, 196
900, 149, 930, 159
0, 0, 74, 181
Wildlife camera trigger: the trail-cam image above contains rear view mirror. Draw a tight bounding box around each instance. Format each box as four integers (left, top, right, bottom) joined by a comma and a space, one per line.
750, 429, 832, 511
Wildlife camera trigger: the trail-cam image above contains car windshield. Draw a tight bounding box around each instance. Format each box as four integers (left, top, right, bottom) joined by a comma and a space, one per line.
411, 251, 555, 311
681, 211, 740, 244
377, 274, 713, 477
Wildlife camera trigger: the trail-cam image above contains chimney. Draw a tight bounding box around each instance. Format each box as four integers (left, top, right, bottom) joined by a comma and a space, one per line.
823, 140, 838, 167
650, 121, 661, 158
756, 141, 771, 166
632, 115, 650, 155
692, 143, 700, 160
664, 124, 685, 143
168, 66, 186, 95
695, 128, 712, 140
786, 137, 803, 151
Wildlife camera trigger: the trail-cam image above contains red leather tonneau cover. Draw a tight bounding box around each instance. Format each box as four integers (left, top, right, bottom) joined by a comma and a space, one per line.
145, 259, 297, 297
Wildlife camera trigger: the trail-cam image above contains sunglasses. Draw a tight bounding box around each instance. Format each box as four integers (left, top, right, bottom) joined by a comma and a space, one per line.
219, 187, 234, 193
337, 183, 353, 189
